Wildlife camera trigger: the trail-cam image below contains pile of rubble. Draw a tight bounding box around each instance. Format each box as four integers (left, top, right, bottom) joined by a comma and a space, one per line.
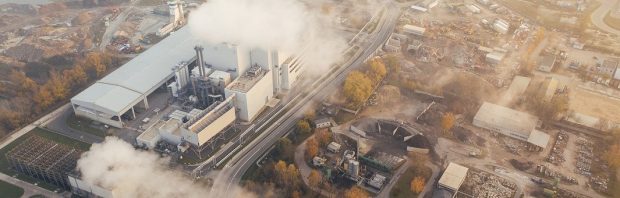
557, 188, 590, 198
574, 138, 593, 176
546, 132, 568, 165
590, 175, 609, 193
536, 165, 578, 185
502, 137, 525, 155
461, 169, 516, 198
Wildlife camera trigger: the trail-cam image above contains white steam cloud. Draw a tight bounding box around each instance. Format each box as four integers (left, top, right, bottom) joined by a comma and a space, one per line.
188, 0, 348, 72
76, 137, 253, 198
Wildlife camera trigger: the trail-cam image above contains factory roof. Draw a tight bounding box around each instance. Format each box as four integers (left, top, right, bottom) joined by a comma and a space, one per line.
507, 76, 531, 96
542, 77, 558, 101
473, 102, 539, 137
72, 27, 205, 115
71, 83, 143, 115
538, 55, 556, 72
438, 163, 469, 191
137, 121, 164, 142
403, 25, 426, 35
226, 66, 269, 92
527, 130, 550, 149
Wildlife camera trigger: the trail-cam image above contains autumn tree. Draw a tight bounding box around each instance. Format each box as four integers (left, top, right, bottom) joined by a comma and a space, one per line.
286, 164, 300, 190
33, 87, 54, 110
275, 160, 288, 184
316, 129, 332, 147
368, 58, 387, 83
274, 138, 294, 162
9, 70, 37, 96
63, 65, 88, 87
441, 112, 455, 134
410, 176, 425, 194
604, 144, 620, 168
308, 169, 322, 188
343, 71, 372, 107
291, 191, 301, 198
47, 70, 69, 101
84, 52, 109, 77
384, 55, 401, 74
306, 137, 319, 159
344, 186, 368, 198
304, 109, 316, 121
297, 120, 312, 134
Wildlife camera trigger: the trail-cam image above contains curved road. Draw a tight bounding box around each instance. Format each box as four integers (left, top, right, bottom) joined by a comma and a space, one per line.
591, 0, 620, 36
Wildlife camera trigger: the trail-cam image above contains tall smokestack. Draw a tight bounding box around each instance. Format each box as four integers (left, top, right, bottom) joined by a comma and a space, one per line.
194, 46, 205, 77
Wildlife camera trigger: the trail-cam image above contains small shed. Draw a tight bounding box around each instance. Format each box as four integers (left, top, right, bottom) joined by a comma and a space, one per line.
327, 142, 342, 153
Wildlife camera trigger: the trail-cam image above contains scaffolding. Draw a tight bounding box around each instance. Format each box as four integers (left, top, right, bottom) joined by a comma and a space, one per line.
5, 136, 83, 190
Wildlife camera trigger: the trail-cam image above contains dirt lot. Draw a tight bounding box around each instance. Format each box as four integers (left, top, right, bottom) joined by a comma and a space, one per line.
569, 85, 620, 124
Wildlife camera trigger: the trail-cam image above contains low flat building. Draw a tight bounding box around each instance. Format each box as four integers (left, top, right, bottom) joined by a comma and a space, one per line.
473, 102, 550, 149
438, 162, 468, 191
403, 24, 426, 36
313, 117, 332, 128
541, 77, 559, 102
486, 52, 505, 64
327, 142, 342, 153
538, 55, 556, 72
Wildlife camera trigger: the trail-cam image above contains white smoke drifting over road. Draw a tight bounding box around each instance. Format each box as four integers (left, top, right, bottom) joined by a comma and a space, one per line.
188, 0, 348, 72
76, 137, 254, 198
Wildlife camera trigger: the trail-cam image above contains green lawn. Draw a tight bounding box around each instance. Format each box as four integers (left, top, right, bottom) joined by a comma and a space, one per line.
0, 180, 24, 198
390, 165, 432, 198
66, 113, 107, 137
0, 127, 91, 191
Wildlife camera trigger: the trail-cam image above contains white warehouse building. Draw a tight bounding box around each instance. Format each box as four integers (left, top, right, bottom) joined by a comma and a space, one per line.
71, 26, 305, 128
473, 102, 550, 149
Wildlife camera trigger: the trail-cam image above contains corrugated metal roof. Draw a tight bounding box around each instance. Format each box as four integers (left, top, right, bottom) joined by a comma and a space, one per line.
527, 130, 550, 148
71, 83, 142, 115
473, 102, 538, 138
71, 27, 203, 115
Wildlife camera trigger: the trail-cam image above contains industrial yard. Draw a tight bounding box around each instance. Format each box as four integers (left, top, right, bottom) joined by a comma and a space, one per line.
1, 0, 620, 197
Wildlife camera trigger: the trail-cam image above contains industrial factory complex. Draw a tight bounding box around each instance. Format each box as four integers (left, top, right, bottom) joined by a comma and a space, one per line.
70, 26, 306, 150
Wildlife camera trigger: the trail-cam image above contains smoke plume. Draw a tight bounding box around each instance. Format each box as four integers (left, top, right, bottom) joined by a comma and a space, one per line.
188, 0, 348, 72
76, 137, 253, 198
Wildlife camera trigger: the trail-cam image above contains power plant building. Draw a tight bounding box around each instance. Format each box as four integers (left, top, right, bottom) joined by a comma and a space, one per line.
71, 26, 306, 128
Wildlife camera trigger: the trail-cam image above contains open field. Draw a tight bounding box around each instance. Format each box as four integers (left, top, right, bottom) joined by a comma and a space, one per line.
0, 180, 24, 198
604, 13, 620, 31
0, 127, 90, 191
569, 87, 620, 124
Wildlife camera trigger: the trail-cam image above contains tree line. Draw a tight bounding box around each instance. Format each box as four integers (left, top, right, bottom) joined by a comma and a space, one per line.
0, 52, 118, 137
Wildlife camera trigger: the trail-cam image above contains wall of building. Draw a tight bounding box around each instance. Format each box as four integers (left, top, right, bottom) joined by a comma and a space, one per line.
202, 44, 250, 78
225, 70, 274, 121
68, 176, 115, 198
472, 118, 529, 141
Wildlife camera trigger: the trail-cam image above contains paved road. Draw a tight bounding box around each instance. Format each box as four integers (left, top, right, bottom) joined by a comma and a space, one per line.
99, 0, 140, 50
43, 105, 104, 144
0, 172, 62, 198
591, 0, 620, 36
210, 2, 401, 198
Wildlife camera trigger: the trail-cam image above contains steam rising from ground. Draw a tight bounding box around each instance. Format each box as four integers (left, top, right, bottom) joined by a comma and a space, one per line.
77, 137, 253, 198
188, 0, 348, 72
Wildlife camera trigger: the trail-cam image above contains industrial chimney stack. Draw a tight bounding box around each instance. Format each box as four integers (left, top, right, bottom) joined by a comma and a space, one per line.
194, 46, 205, 77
